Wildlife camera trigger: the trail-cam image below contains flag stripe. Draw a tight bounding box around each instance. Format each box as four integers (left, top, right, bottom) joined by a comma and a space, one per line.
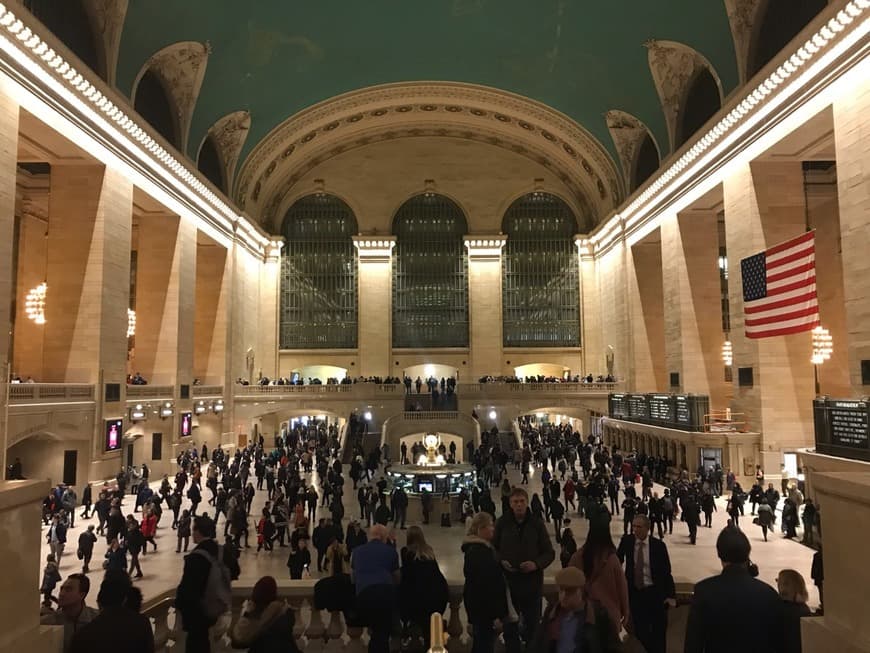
766, 230, 814, 256
767, 261, 815, 284
764, 275, 816, 298
746, 317, 820, 339
745, 289, 817, 315
746, 304, 820, 327
766, 245, 814, 270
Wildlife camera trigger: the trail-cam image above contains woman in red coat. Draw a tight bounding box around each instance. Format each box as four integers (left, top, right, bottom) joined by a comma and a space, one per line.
140, 509, 158, 553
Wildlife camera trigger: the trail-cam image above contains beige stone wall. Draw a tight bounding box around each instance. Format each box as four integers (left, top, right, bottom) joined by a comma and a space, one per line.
468, 256, 503, 379
257, 256, 280, 379
279, 351, 360, 378
833, 74, 870, 395
580, 256, 603, 376
628, 239, 667, 392
596, 242, 630, 384
11, 213, 46, 379
660, 211, 728, 407
194, 241, 229, 384
358, 258, 392, 378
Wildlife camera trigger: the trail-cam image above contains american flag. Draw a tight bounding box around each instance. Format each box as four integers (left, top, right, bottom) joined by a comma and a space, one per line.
740, 231, 819, 339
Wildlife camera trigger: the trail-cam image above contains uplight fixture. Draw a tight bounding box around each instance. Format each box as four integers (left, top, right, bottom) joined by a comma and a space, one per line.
25, 282, 47, 324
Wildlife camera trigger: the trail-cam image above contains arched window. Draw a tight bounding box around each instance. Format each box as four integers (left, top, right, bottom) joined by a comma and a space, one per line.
677, 69, 721, 148
134, 70, 178, 147
392, 194, 468, 348
24, 0, 101, 77
749, 0, 827, 78
632, 133, 660, 191
502, 192, 580, 347
280, 194, 358, 349
197, 136, 224, 193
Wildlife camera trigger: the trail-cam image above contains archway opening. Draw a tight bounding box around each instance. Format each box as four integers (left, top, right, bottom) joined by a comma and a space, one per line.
676, 69, 721, 148
197, 135, 225, 192
632, 133, 660, 191
134, 69, 179, 147
748, 0, 827, 78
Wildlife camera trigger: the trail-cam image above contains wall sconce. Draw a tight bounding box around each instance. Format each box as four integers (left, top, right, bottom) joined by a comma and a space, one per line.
127, 308, 136, 338
160, 401, 174, 418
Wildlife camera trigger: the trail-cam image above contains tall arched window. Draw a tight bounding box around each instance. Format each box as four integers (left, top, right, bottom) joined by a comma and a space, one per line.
633, 133, 660, 191
677, 69, 721, 148
24, 0, 101, 77
134, 70, 178, 148
749, 0, 827, 78
392, 193, 468, 348
197, 135, 224, 193
502, 192, 580, 347
280, 194, 358, 349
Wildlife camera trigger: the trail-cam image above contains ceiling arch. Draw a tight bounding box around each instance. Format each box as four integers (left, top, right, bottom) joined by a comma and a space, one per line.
604, 110, 661, 190
236, 82, 623, 230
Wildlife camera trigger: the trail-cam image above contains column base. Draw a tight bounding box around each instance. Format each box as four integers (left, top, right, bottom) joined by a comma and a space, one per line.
802, 617, 870, 653
0, 625, 63, 653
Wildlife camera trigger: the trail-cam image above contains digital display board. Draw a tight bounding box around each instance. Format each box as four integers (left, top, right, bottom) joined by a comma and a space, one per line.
105, 419, 123, 452
608, 393, 709, 432
814, 398, 870, 461
180, 412, 193, 438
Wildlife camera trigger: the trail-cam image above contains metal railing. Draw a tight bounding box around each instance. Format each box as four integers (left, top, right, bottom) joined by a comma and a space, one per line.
192, 385, 224, 398
7, 383, 95, 403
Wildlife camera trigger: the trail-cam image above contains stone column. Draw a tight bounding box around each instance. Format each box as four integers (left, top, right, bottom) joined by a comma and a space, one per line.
577, 238, 603, 376
596, 239, 630, 384
628, 238, 667, 392
194, 239, 230, 384
464, 236, 506, 380
833, 74, 870, 395
257, 243, 281, 380
660, 210, 728, 406
723, 161, 815, 468
0, 84, 18, 477
353, 237, 395, 378
43, 165, 132, 385
11, 202, 48, 380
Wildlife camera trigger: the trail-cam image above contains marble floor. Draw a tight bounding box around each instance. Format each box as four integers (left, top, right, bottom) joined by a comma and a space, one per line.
41, 461, 820, 608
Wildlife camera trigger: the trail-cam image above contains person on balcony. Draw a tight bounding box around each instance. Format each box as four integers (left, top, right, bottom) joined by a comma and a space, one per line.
231, 575, 300, 653
399, 526, 448, 647
463, 511, 510, 653
41, 573, 99, 653
351, 523, 399, 653
69, 571, 154, 653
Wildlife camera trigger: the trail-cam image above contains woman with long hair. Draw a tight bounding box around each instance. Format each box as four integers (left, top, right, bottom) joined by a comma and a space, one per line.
777, 569, 811, 653
462, 512, 509, 653
568, 522, 630, 634
400, 526, 448, 646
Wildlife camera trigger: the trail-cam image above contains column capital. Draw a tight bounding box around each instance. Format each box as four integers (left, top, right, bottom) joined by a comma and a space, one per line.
353, 235, 396, 260
574, 235, 593, 260
266, 238, 283, 261
463, 234, 506, 259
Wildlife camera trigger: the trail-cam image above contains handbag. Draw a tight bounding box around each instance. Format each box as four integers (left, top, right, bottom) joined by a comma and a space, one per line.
76, 549, 83, 560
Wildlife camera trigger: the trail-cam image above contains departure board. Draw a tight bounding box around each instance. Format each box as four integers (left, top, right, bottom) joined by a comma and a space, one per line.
627, 394, 649, 419
609, 394, 628, 418
649, 395, 674, 422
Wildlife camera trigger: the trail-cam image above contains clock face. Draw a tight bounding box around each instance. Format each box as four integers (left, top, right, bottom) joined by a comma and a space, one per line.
424, 434, 439, 449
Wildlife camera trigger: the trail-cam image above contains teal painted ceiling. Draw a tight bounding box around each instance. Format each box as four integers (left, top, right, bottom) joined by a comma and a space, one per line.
117, 1, 739, 168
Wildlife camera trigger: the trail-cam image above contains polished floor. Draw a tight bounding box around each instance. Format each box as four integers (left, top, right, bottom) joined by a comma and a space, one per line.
42, 460, 820, 607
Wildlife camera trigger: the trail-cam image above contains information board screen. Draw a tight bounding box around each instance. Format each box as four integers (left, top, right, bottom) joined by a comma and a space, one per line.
649, 395, 675, 423
828, 400, 869, 448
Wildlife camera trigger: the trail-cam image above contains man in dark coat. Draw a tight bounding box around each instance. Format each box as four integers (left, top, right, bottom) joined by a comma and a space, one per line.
617, 515, 676, 653
493, 487, 555, 652
684, 527, 785, 653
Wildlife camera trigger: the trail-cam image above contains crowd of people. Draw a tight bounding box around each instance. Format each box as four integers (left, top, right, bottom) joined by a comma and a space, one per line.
478, 373, 616, 383
35, 414, 822, 653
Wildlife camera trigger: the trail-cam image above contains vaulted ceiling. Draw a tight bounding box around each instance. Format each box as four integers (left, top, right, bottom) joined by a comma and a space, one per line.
116, 0, 740, 168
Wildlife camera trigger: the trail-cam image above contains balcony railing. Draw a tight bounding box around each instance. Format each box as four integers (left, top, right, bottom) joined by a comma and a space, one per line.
7, 383, 95, 403
126, 385, 175, 400
138, 579, 691, 653
192, 385, 224, 398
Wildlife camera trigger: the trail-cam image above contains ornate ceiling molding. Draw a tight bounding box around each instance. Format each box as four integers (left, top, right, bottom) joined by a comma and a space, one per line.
202, 110, 251, 194
134, 40, 210, 154
645, 40, 725, 151
724, 0, 766, 84
235, 82, 623, 230
604, 110, 659, 189
81, 0, 128, 85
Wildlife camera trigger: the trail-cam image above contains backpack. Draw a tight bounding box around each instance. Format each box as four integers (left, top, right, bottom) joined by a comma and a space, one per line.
662, 497, 674, 512
191, 546, 232, 623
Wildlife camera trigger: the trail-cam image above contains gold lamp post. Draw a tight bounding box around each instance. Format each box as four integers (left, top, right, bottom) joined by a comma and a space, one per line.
811, 325, 832, 396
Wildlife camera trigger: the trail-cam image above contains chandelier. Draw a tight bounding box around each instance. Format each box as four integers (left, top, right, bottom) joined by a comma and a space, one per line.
25, 282, 47, 324
811, 326, 832, 365
721, 340, 733, 367
127, 308, 136, 338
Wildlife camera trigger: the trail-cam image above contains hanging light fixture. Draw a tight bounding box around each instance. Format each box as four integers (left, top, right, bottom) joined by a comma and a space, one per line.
721, 340, 733, 367
810, 325, 832, 364
127, 308, 136, 338
25, 282, 47, 324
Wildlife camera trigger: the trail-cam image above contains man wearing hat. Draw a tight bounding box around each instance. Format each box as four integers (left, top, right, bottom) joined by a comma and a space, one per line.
531, 566, 620, 653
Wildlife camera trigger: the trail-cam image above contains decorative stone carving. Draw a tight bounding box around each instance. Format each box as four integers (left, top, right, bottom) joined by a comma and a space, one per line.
604, 110, 658, 188
235, 82, 623, 229
136, 41, 210, 153
203, 110, 251, 193
724, 0, 766, 84
645, 40, 724, 151
81, 0, 128, 85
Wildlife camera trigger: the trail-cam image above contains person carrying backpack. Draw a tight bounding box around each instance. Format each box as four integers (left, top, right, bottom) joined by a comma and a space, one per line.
175, 515, 240, 652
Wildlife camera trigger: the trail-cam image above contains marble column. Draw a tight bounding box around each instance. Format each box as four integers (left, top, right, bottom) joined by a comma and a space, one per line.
194, 239, 230, 384
596, 239, 630, 384
628, 237, 667, 392
577, 238, 603, 376
833, 74, 870, 395
723, 161, 815, 467
465, 236, 505, 380
0, 83, 19, 477
353, 237, 395, 378
660, 210, 728, 407
257, 244, 281, 380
